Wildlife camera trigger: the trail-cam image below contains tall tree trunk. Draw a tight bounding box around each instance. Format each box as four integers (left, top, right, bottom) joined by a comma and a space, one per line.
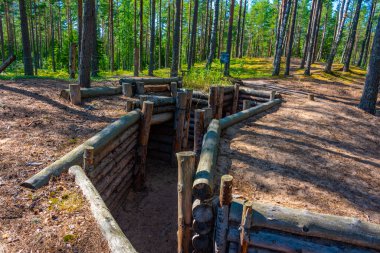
78, 0, 83, 62
239, 0, 247, 58
324, 0, 351, 73
109, 0, 114, 71
0, 14, 4, 61
358, 15, 380, 114
217, 0, 225, 58
300, 0, 316, 68
158, 0, 162, 69
357, 0, 376, 67
170, 0, 181, 76
79, 0, 95, 87
317, 5, 329, 61
139, 0, 144, 71
149, 0, 156, 75
203, 0, 210, 60
50, 3, 56, 72
206, 0, 220, 68
235, 0, 243, 57
311, 1, 322, 63
19, 0, 34, 75
284, 0, 298, 75
134, 0, 139, 75
188, 0, 199, 70
4, 0, 14, 55
165, 0, 171, 68
343, 0, 362, 71
272, 0, 291, 76
91, 1, 98, 77
223, 0, 235, 76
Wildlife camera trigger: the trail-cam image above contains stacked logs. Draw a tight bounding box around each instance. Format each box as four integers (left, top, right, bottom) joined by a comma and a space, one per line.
238, 86, 280, 110
120, 77, 182, 97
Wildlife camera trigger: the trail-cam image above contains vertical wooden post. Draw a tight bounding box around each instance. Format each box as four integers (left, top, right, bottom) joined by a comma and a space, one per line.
193, 109, 205, 164
126, 100, 135, 112
69, 84, 81, 105
69, 43, 77, 79
172, 92, 188, 165
204, 107, 213, 128
214, 175, 233, 253
270, 90, 276, 101
182, 89, 193, 149
135, 101, 154, 189
242, 100, 251, 110
240, 201, 253, 253
136, 81, 145, 95
232, 83, 240, 114
171, 81, 178, 97
208, 86, 218, 119
216, 86, 224, 119
176, 151, 196, 253
83, 146, 94, 172
122, 82, 133, 97
178, 80, 183, 88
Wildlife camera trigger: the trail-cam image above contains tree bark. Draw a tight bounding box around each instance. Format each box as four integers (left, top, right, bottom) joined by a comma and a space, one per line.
358, 15, 380, 115
158, 0, 162, 69
139, 0, 144, 71
170, 0, 181, 77
284, 0, 298, 75
91, 1, 98, 77
238, 0, 247, 58
19, 0, 34, 75
357, 0, 376, 67
79, 0, 95, 88
235, 0, 243, 58
50, 3, 56, 72
223, 0, 235, 76
78, 0, 83, 62
0, 14, 4, 61
109, 0, 114, 71
343, 0, 363, 72
165, 0, 171, 68
317, 4, 329, 61
300, 0, 315, 68
134, 0, 139, 75
188, 0, 199, 70
149, 0, 156, 75
206, 0, 220, 69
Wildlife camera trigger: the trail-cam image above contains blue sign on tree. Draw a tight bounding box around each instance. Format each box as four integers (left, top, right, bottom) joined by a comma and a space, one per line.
220, 52, 230, 64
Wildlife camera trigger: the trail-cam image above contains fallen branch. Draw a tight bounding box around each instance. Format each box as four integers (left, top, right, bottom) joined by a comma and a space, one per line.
0, 55, 16, 73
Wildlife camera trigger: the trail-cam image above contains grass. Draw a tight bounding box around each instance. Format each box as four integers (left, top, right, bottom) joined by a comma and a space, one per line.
0, 58, 366, 89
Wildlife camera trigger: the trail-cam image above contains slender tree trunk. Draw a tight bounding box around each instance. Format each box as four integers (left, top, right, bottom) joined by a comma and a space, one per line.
134, 0, 139, 75
300, 0, 315, 68
78, 0, 83, 62
165, 0, 171, 68
19, 0, 34, 75
170, 0, 181, 76
235, 0, 243, 57
50, 3, 56, 72
139, 0, 144, 71
284, 0, 298, 75
217, 0, 224, 58
358, 15, 380, 114
357, 0, 376, 67
4, 0, 14, 55
79, 0, 95, 87
91, 1, 98, 77
343, 0, 362, 71
0, 14, 4, 61
109, 0, 114, 71
206, 0, 220, 68
311, 1, 322, 63
203, 0, 210, 60
158, 0, 162, 69
317, 5, 329, 61
188, 0, 199, 70
149, 0, 156, 75
324, 0, 351, 73
272, 0, 291, 76
239, 0, 247, 58
223, 0, 235, 76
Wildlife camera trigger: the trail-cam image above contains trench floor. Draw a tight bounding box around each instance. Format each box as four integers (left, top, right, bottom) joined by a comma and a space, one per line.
115, 158, 177, 252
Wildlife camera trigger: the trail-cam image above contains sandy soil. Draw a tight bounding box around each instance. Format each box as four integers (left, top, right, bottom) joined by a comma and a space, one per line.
0, 78, 127, 252
217, 70, 380, 224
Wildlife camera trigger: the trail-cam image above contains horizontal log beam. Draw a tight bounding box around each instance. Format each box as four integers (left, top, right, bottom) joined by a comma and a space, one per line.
119, 77, 181, 85
22, 110, 141, 189
60, 86, 122, 100
240, 87, 281, 98
193, 91, 209, 100
151, 112, 174, 125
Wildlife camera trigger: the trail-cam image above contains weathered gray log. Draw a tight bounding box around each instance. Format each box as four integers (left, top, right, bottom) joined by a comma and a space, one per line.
193, 91, 209, 100
144, 84, 169, 92
220, 99, 281, 130
182, 90, 193, 149
153, 105, 176, 114
192, 199, 214, 223
60, 86, 122, 100
227, 226, 376, 253
229, 200, 380, 250
239, 94, 270, 103
151, 112, 174, 125
122, 82, 133, 97
239, 87, 281, 98
0, 55, 16, 73
172, 92, 188, 165
192, 98, 209, 107
192, 119, 221, 200
22, 111, 141, 189
69, 84, 81, 105
204, 107, 213, 128
192, 234, 210, 252
119, 77, 181, 85
83, 146, 94, 172
177, 151, 196, 253
170, 82, 178, 97
101, 162, 134, 199
269, 91, 276, 101
231, 84, 240, 114
194, 109, 205, 163
106, 177, 133, 211
242, 100, 254, 110
69, 165, 138, 253
136, 81, 145, 95
139, 95, 176, 106
135, 101, 153, 188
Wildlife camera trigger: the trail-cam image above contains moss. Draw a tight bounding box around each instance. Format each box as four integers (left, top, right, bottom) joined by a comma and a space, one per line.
63, 234, 76, 242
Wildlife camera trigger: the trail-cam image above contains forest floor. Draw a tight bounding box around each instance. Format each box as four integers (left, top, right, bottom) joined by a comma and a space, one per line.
0, 59, 379, 252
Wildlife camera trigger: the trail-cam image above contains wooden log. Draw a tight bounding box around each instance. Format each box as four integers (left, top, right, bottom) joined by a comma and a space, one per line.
83, 146, 94, 172
22, 111, 141, 189
172, 92, 188, 165
69, 84, 81, 105
220, 99, 281, 130
0, 55, 16, 73
192, 98, 209, 107
227, 226, 376, 253
269, 91, 276, 101
308, 93, 315, 101
192, 119, 221, 200
182, 90, 193, 149
216, 87, 224, 119
144, 84, 169, 92
153, 105, 176, 114
136, 81, 145, 95
232, 84, 239, 114
135, 101, 153, 189
242, 100, 253, 110
178, 80, 183, 88
229, 200, 380, 251
239, 87, 281, 98
138, 95, 176, 106
60, 86, 122, 100
177, 151, 196, 253
194, 109, 205, 163
192, 234, 210, 252
122, 82, 133, 97
69, 166, 138, 253
106, 176, 134, 211
126, 100, 135, 112
223, 93, 233, 102
151, 112, 174, 125
192, 199, 214, 235
208, 86, 218, 118
204, 107, 213, 128
101, 162, 134, 200
239, 94, 269, 103
170, 82, 178, 97
119, 77, 181, 85
192, 219, 212, 235
193, 91, 209, 100
240, 201, 253, 253
223, 85, 234, 94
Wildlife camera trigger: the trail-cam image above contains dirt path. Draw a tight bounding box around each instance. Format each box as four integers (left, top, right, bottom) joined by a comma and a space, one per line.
217, 75, 380, 224
115, 159, 177, 253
